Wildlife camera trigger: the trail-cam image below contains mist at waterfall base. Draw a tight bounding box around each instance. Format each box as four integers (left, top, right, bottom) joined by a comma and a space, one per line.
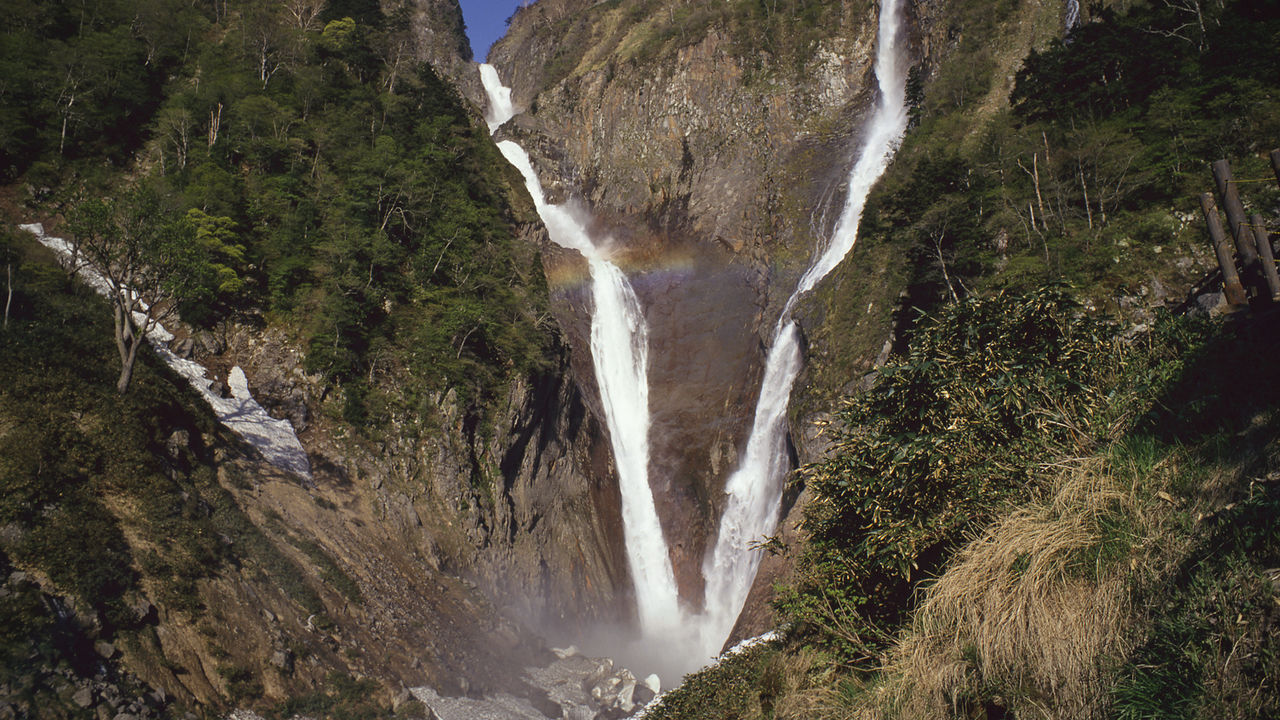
474, 0, 907, 683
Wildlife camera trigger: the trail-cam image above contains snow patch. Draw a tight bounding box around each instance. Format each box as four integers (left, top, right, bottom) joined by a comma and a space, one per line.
20, 223, 311, 478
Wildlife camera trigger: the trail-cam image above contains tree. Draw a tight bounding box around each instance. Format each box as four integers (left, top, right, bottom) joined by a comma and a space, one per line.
65, 188, 213, 393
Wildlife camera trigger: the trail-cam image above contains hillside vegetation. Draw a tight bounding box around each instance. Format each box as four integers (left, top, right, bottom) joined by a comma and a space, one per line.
0, 0, 562, 715
653, 0, 1280, 717
3, 0, 553, 424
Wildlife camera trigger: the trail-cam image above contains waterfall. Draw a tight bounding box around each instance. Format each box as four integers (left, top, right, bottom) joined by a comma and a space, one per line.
479, 66, 683, 633
697, 0, 910, 655
479, 0, 910, 671
1064, 0, 1081, 31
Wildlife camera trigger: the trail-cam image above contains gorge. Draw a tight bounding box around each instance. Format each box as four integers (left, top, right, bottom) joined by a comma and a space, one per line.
472, 0, 911, 682
5, 0, 1279, 718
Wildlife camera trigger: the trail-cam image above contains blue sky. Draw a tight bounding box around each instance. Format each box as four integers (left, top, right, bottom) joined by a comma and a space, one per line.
459, 0, 530, 62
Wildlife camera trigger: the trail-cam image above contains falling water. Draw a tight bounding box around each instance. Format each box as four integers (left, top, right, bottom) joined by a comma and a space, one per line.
479, 65, 683, 633
479, 0, 909, 672
697, 0, 911, 655
1064, 0, 1081, 31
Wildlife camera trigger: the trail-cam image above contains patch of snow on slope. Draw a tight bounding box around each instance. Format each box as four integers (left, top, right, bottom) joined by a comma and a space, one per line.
20, 223, 311, 478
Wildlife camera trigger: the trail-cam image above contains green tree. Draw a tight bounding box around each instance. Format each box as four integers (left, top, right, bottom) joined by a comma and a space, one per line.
65, 188, 214, 393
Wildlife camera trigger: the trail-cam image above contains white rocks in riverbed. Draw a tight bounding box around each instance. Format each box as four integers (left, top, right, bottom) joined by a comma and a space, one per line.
407, 651, 661, 720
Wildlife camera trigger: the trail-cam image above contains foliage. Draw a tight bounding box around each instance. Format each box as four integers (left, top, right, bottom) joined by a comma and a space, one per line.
643, 641, 783, 720
10, 0, 554, 423
786, 287, 1120, 659
148, 3, 550, 417
0, 232, 323, 636
763, 301, 1280, 718
851, 0, 1280, 334
0, 0, 205, 181
65, 186, 219, 393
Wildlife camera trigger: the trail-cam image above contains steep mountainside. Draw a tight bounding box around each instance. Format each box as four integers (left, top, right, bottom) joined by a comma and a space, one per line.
0, 0, 634, 714
483, 0, 1087, 627
488, 0, 896, 603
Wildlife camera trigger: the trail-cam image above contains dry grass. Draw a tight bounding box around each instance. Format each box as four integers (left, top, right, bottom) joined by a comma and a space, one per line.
803, 457, 1156, 720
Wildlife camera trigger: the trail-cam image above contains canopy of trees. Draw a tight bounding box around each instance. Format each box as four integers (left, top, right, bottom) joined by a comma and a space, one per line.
10, 0, 553, 420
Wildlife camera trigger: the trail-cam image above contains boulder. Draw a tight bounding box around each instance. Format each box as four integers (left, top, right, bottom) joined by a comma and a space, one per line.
94, 641, 118, 660
269, 649, 294, 674
72, 688, 94, 708
173, 337, 195, 359
195, 332, 225, 355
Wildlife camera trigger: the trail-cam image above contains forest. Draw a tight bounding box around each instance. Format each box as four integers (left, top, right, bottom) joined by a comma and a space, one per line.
2, 0, 553, 421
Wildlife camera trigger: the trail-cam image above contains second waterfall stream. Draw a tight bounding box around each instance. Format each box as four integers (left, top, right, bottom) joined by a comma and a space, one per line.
478, 0, 908, 681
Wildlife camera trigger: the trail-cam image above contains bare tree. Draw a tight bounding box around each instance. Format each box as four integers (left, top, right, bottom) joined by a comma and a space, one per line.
282, 0, 325, 31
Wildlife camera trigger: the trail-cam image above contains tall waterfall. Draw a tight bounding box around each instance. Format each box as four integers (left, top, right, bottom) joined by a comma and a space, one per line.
479, 0, 909, 673
697, 0, 910, 655
479, 65, 683, 633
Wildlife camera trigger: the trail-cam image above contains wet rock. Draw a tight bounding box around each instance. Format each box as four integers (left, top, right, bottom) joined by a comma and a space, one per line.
632, 683, 655, 707
582, 658, 613, 690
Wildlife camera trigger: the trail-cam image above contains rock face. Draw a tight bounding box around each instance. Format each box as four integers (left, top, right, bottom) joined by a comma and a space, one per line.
208, 305, 630, 632
402, 0, 487, 102
486, 0, 911, 612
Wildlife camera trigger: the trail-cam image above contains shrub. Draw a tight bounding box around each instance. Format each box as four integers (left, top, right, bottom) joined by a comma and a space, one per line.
786, 286, 1119, 658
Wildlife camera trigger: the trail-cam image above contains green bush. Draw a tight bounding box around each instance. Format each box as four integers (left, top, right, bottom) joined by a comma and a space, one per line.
786, 286, 1120, 657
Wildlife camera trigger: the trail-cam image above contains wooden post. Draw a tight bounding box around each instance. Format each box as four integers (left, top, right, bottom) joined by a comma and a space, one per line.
1200, 193, 1248, 306
1272, 149, 1280, 190
1252, 212, 1280, 301
1212, 159, 1259, 271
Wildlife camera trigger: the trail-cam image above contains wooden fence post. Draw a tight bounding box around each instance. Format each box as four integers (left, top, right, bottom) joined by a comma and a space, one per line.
1200, 193, 1249, 306
1212, 160, 1260, 272
1252, 212, 1280, 301
1271, 149, 1280, 190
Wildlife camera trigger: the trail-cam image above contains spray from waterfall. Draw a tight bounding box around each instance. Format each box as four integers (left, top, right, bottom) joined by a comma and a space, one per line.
696, 0, 911, 656
479, 65, 683, 635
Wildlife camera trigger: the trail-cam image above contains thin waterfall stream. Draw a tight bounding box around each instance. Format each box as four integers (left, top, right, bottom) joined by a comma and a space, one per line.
698, 0, 910, 654
478, 0, 908, 678
480, 64, 683, 635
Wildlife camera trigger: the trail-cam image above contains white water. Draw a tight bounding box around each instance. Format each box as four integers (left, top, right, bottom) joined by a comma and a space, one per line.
696, 0, 910, 655
479, 65, 683, 634
479, 0, 909, 673
1065, 0, 1080, 31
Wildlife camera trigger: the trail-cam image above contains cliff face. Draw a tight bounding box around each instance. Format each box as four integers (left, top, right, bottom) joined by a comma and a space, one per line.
486, 0, 905, 608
